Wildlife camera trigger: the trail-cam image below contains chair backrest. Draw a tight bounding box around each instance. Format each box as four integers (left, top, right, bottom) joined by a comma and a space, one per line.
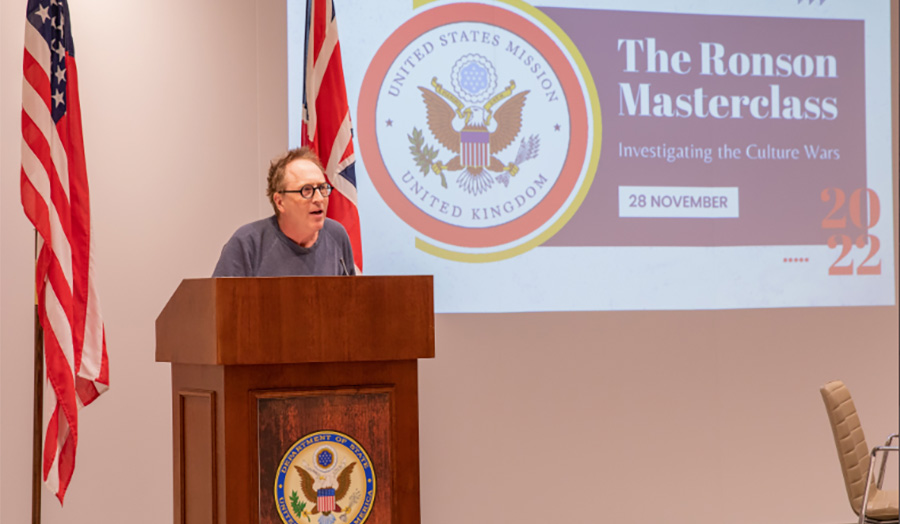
820, 380, 872, 515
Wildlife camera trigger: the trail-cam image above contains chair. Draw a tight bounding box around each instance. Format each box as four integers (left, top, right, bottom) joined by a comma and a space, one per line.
820, 380, 899, 524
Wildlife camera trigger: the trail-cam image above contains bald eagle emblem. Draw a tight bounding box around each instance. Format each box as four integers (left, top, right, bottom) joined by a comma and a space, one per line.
293, 445, 357, 522
409, 54, 540, 196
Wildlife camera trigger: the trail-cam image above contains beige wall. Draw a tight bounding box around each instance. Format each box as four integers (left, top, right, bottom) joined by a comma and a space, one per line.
1, 2, 897, 524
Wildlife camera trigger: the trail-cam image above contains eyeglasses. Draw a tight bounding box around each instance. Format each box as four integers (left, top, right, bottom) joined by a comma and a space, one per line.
279, 183, 333, 199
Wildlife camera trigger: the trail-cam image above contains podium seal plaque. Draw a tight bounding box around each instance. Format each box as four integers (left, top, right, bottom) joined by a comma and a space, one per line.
275, 430, 377, 524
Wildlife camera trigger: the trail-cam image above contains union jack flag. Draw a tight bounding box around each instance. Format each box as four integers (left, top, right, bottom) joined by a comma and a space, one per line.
302, 0, 362, 272
21, 0, 109, 503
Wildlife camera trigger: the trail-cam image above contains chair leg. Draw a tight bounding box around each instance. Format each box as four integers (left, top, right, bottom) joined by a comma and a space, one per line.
858, 449, 878, 524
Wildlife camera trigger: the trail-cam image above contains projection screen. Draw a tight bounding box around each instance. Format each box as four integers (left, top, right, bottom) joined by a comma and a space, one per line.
287, 0, 896, 313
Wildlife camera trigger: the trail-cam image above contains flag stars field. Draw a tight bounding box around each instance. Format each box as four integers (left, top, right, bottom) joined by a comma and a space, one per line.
35, 4, 50, 22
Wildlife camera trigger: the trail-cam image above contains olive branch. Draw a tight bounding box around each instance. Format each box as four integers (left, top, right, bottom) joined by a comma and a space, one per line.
408, 127, 447, 188
290, 491, 310, 522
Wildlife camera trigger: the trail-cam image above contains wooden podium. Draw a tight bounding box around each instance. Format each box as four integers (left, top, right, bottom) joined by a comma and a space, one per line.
155, 276, 434, 524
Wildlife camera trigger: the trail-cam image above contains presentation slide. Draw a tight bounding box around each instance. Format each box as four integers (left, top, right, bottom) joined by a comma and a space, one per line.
287, 0, 896, 313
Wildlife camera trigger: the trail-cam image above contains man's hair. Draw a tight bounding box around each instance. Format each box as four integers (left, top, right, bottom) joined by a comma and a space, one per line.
266, 147, 327, 215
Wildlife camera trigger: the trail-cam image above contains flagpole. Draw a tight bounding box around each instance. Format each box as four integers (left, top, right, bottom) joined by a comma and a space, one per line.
32, 231, 43, 524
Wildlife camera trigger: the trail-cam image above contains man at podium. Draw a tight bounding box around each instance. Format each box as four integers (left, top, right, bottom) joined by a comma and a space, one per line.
213, 147, 356, 277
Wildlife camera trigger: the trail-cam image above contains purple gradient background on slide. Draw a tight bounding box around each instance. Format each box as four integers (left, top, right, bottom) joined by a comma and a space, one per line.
540, 8, 867, 247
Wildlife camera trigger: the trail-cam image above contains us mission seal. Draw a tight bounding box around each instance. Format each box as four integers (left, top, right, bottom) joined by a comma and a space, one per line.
359, 2, 599, 260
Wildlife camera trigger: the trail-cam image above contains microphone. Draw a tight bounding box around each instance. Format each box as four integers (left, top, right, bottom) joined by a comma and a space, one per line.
339, 257, 350, 276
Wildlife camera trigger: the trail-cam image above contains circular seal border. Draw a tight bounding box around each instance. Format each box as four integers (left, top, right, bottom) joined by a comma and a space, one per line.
359, 1, 601, 260
274, 430, 377, 524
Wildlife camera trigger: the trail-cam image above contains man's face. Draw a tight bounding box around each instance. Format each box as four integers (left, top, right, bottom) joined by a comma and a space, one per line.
273, 158, 328, 246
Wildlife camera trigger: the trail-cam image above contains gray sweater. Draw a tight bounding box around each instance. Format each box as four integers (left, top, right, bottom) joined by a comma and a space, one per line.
212, 216, 355, 277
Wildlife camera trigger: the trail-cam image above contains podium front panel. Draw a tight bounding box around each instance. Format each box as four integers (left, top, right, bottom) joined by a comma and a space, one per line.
255, 388, 392, 524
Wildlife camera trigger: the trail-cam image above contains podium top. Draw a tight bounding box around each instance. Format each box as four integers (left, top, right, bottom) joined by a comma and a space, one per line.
155, 276, 434, 365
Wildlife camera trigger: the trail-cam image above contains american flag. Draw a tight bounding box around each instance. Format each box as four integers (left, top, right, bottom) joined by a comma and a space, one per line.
20, 0, 109, 504
317, 487, 336, 512
302, 0, 362, 273
460, 128, 491, 168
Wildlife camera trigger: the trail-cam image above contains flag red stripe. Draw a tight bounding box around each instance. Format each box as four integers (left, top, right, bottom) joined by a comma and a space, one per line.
56, 424, 77, 496
35, 241, 75, 325
59, 98, 93, 364
76, 376, 100, 405
20, 169, 52, 245
39, 267, 75, 359
310, 0, 328, 63
311, 55, 347, 160
37, 259, 79, 502
97, 329, 109, 384
37, 309, 77, 433
45, 259, 75, 327
22, 112, 54, 178
42, 403, 60, 476
23, 51, 52, 110
327, 190, 362, 266
22, 113, 74, 240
